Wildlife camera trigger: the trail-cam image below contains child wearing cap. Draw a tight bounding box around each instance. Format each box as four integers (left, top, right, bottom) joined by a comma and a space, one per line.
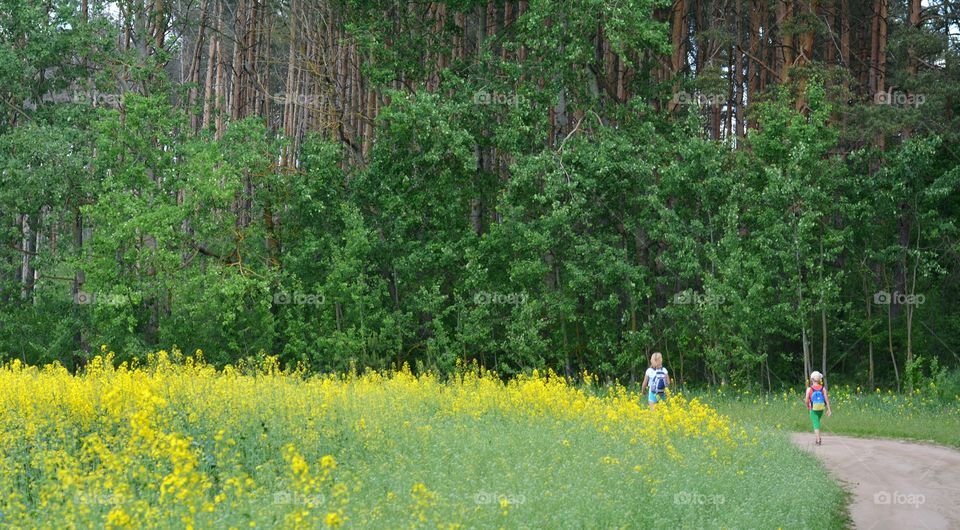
804, 371, 832, 445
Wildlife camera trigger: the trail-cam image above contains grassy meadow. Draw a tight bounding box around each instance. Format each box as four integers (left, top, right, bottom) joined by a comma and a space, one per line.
0, 349, 848, 529
689, 383, 960, 449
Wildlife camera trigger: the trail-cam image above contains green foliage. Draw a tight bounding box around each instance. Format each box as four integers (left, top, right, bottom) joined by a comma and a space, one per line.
1, 0, 959, 392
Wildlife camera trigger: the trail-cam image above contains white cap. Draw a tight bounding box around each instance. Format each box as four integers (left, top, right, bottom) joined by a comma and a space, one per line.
810, 371, 823, 382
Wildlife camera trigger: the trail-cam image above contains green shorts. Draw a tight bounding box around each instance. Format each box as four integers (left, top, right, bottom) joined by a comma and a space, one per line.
810, 409, 824, 430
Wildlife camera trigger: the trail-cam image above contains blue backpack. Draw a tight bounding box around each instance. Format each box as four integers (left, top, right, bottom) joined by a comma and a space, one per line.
650, 368, 668, 394
810, 385, 826, 411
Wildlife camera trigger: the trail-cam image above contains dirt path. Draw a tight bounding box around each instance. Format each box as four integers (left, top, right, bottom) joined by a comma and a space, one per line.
790, 433, 960, 530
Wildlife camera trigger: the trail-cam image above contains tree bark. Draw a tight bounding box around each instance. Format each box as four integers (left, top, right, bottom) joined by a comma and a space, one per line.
189, 0, 210, 132
776, 0, 794, 82
19, 214, 35, 300
840, 0, 850, 87
887, 292, 900, 392
152, 0, 167, 51
902, 0, 921, 140
668, 0, 687, 111
214, 0, 226, 139
735, 0, 745, 136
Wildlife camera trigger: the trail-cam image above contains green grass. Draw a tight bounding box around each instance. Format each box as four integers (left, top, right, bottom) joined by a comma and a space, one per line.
637, 383, 959, 530
686, 385, 960, 448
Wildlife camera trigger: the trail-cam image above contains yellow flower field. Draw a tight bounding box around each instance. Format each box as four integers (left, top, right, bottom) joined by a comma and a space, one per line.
0, 349, 844, 529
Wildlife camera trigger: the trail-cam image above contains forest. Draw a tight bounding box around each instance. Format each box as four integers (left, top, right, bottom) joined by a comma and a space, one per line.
2, 0, 959, 391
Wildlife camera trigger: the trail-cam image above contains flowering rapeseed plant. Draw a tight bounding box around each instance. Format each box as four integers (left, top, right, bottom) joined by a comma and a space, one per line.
0, 350, 842, 528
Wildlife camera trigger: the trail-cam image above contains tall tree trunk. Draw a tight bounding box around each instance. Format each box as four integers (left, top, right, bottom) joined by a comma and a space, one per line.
796, 1, 816, 65
202, 0, 220, 131
72, 206, 88, 367
214, 0, 226, 139
668, 0, 687, 111
795, 238, 810, 381
819, 236, 827, 375
876, 0, 888, 96
363, 51, 377, 160
902, 0, 921, 140
870, 0, 888, 97
19, 214, 35, 300
777, 0, 794, 82
734, 0, 745, 137
794, 0, 817, 110
230, 0, 247, 120
840, 0, 850, 88
243, 0, 260, 119
821, 306, 827, 375
864, 270, 875, 389
189, 0, 210, 132
746, 0, 764, 128
471, 0, 488, 243
152, 0, 167, 51
887, 293, 900, 392
824, 0, 836, 66
904, 217, 920, 391
725, 43, 734, 139
281, 0, 298, 168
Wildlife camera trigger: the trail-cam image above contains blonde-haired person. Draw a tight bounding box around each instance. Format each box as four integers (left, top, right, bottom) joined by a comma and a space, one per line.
641, 352, 670, 410
804, 371, 832, 445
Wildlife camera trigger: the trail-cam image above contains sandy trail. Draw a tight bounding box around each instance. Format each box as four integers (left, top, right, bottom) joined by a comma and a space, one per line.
790, 433, 960, 530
